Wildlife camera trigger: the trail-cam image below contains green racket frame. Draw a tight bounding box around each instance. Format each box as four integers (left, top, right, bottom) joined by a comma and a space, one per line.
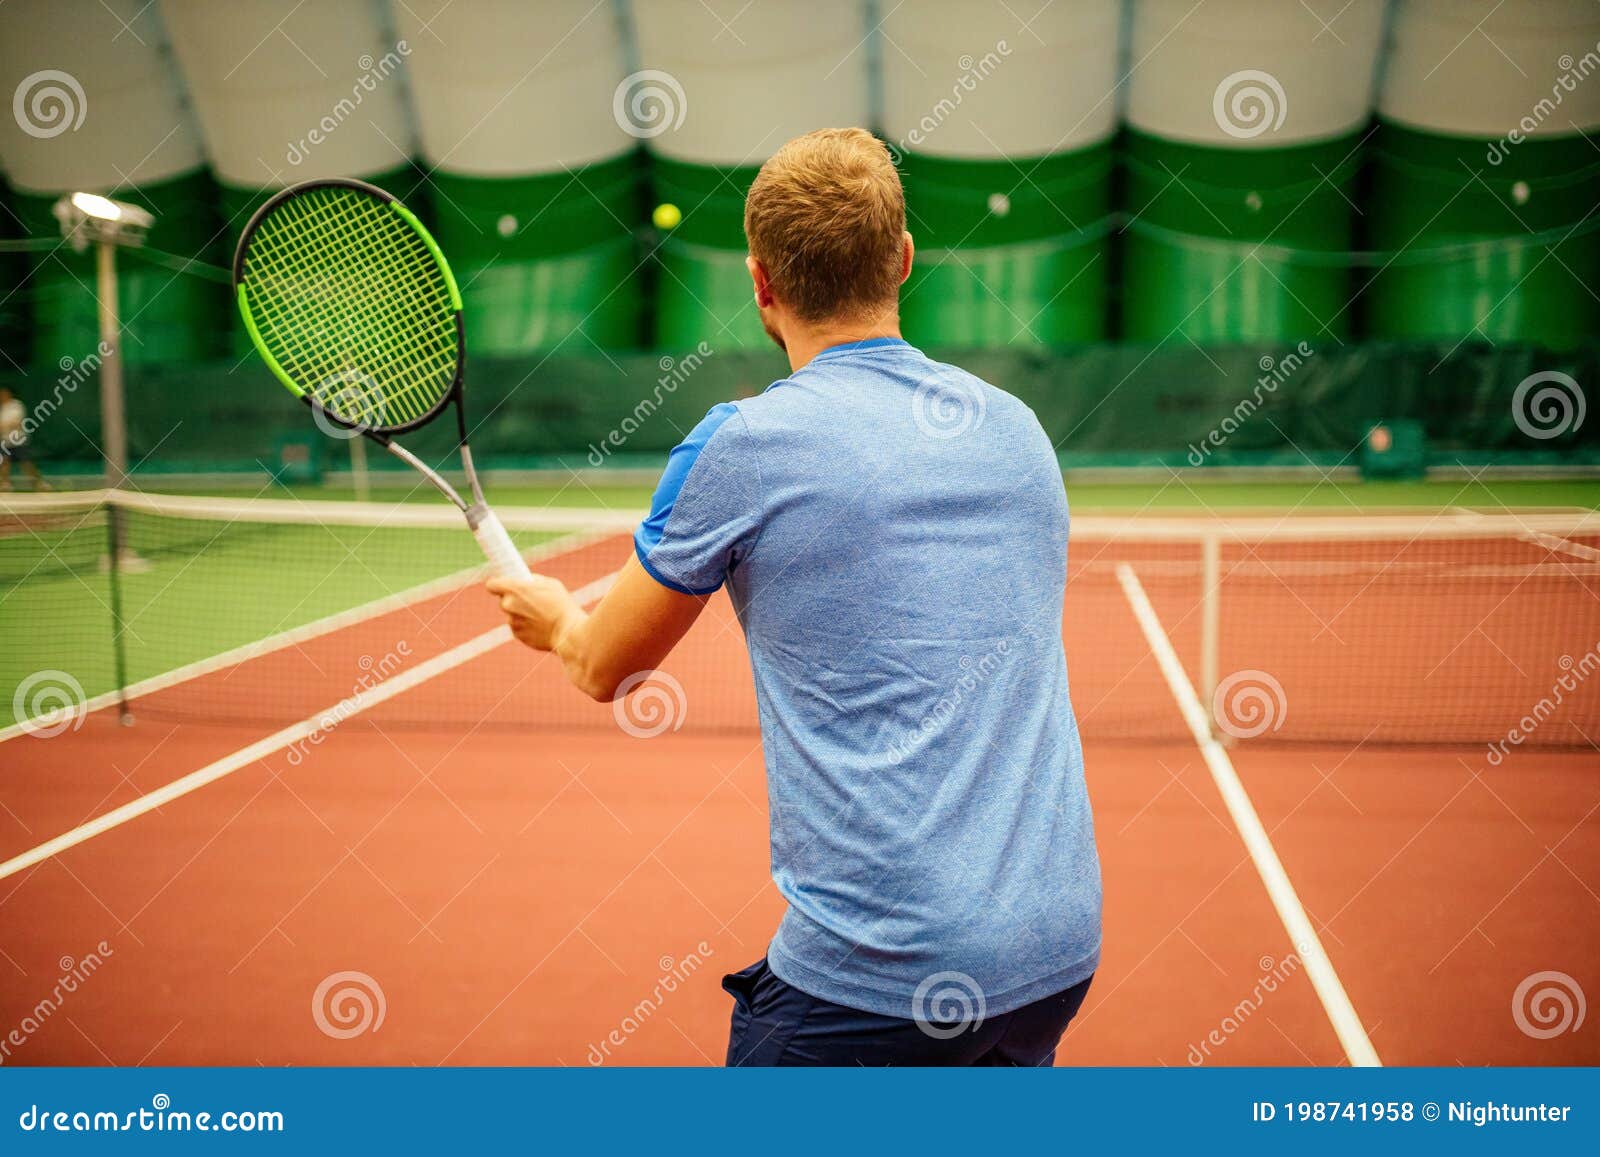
233, 178, 530, 579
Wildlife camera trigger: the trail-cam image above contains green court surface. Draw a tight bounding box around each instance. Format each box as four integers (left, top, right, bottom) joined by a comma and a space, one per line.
5, 473, 1597, 731
2, 511, 563, 730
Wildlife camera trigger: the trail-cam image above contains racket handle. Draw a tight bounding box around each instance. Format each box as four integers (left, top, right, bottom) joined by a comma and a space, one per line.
467, 506, 533, 580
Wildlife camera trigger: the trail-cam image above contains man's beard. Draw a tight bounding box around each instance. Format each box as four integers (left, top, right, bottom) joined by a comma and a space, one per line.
760, 313, 786, 353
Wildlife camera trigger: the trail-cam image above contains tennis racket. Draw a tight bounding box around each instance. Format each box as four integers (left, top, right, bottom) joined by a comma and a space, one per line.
232, 178, 532, 580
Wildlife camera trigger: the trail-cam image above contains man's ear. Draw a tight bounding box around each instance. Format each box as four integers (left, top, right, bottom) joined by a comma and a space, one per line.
746, 254, 776, 308
900, 232, 914, 286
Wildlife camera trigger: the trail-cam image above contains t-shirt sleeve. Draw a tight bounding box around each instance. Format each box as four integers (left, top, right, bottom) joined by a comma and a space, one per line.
633, 402, 762, 595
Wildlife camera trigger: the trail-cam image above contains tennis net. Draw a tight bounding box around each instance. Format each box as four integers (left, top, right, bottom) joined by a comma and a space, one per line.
4, 489, 1598, 749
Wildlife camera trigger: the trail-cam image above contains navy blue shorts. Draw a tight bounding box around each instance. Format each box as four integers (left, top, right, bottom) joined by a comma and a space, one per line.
722, 958, 1093, 1067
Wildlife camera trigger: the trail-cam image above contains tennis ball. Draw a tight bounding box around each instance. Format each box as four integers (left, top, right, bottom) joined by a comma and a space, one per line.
652, 202, 682, 230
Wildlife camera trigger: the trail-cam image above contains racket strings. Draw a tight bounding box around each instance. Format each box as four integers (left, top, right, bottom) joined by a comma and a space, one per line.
254, 193, 451, 424
241, 186, 459, 429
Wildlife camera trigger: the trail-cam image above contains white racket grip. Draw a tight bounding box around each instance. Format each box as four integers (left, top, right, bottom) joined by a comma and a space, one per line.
468, 507, 533, 580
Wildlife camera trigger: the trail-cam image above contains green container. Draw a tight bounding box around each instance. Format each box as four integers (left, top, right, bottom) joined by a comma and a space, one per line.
16, 168, 228, 370
651, 157, 767, 349
1122, 129, 1361, 343
430, 154, 643, 354
1366, 123, 1600, 350
898, 144, 1113, 346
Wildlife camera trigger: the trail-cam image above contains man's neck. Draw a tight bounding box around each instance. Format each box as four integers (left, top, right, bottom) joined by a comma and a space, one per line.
784, 316, 903, 373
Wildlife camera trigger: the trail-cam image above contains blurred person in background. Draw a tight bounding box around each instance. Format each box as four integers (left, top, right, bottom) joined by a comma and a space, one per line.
0, 387, 49, 491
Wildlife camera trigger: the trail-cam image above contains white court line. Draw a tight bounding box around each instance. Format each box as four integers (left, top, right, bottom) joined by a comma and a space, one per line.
0, 529, 616, 745
1518, 530, 1600, 563
0, 574, 617, 884
1115, 562, 1383, 1069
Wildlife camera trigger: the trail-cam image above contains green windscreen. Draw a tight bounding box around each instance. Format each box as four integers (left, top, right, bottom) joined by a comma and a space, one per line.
236, 184, 461, 430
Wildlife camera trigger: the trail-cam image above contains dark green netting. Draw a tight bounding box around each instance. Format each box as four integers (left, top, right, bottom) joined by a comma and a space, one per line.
6, 341, 1594, 474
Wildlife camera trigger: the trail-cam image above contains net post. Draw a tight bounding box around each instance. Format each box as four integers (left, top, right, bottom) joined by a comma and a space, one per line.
103, 496, 133, 726
1200, 531, 1221, 742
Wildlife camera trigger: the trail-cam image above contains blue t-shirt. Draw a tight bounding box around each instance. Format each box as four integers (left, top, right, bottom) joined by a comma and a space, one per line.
635, 337, 1101, 1019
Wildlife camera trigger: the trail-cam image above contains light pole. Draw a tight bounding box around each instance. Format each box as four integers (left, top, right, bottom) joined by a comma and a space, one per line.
52, 191, 153, 492
52, 192, 155, 726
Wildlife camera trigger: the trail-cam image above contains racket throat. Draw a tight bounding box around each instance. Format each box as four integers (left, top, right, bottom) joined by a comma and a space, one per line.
381, 439, 468, 511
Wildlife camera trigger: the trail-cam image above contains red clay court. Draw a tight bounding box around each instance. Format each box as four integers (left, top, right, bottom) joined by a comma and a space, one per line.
2, 499, 1598, 1067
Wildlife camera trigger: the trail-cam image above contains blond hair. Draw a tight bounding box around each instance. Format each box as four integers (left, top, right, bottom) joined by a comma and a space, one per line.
743, 128, 906, 322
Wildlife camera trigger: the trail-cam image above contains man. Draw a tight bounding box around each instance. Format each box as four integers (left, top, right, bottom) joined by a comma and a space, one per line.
489, 128, 1100, 1066
0, 387, 48, 491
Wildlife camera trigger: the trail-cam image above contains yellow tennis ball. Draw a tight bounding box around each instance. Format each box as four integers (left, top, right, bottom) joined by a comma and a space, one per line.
652, 202, 682, 230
